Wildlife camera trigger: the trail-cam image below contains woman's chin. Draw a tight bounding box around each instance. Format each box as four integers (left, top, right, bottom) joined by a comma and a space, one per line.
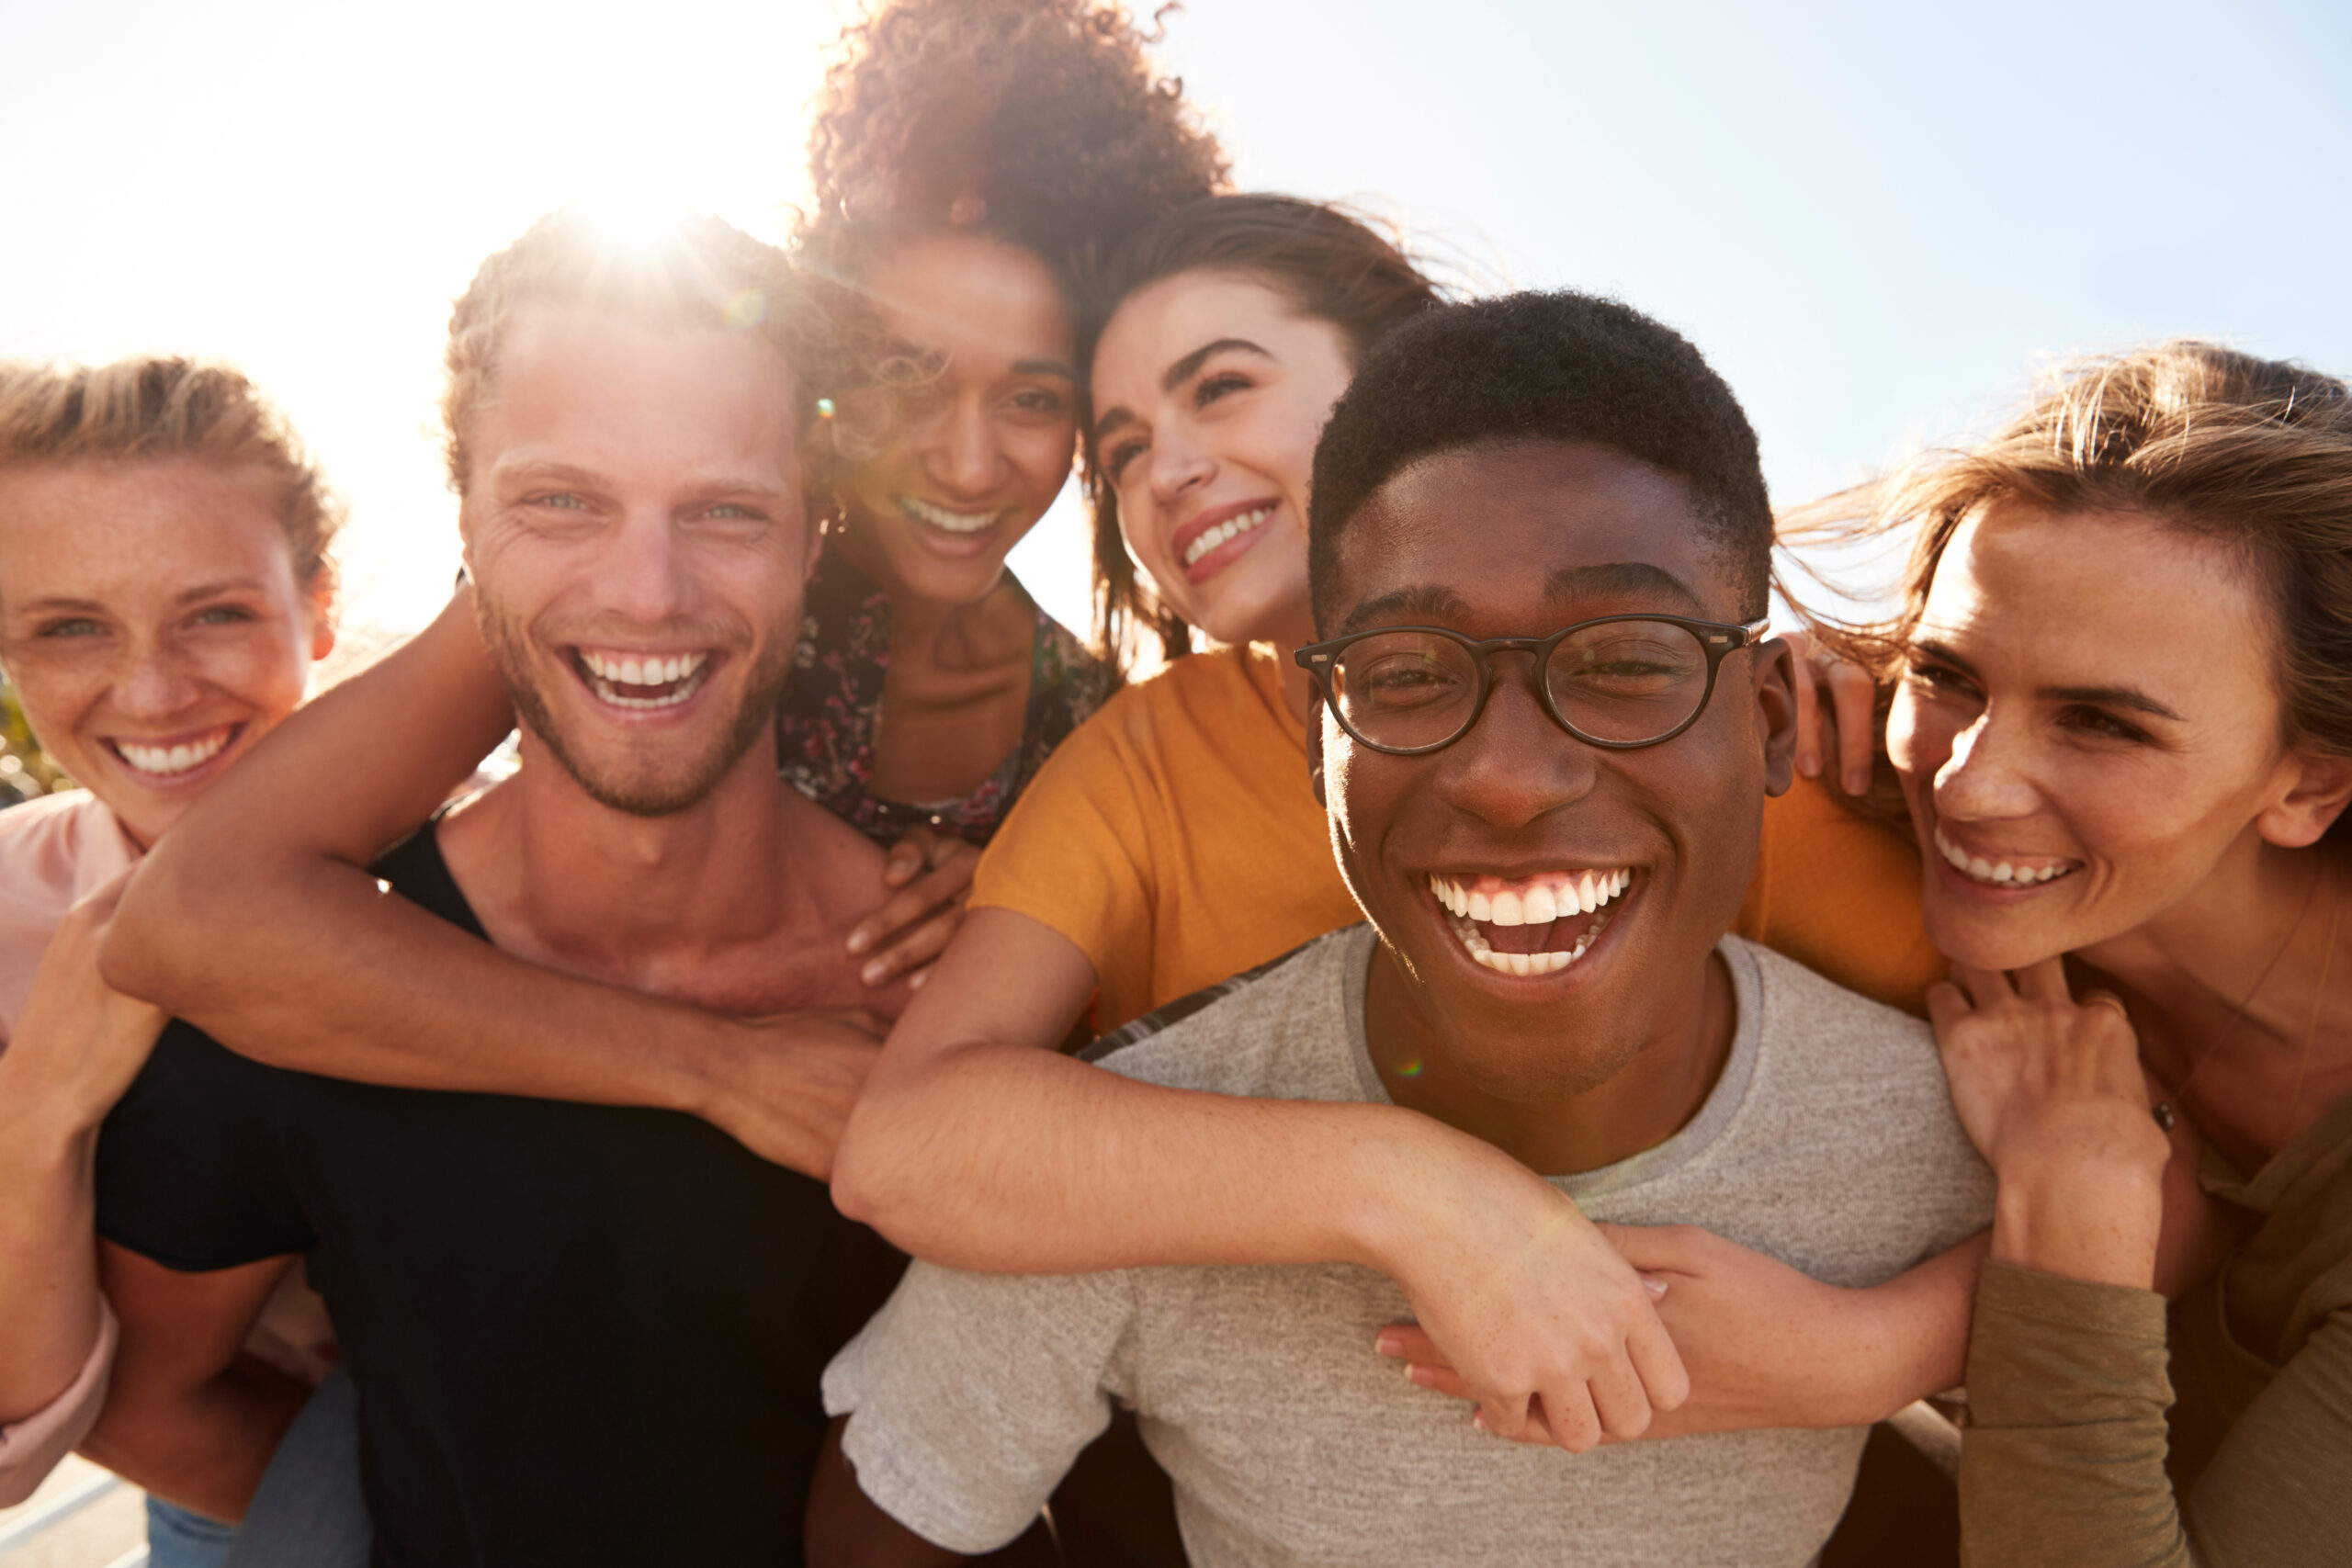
1920, 898, 2073, 974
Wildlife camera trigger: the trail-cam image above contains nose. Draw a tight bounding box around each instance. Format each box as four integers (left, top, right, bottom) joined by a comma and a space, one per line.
1432, 653, 1599, 829
594, 506, 697, 626
111, 636, 205, 723
1146, 423, 1214, 509
922, 395, 1001, 500
1933, 709, 2041, 826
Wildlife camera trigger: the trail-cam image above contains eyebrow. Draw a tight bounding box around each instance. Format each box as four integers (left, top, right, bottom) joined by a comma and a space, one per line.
1913, 640, 2185, 721
1012, 358, 1078, 382
1543, 562, 1705, 612
1336, 562, 1712, 637
1092, 337, 1275, 446
16, 578, 270, 615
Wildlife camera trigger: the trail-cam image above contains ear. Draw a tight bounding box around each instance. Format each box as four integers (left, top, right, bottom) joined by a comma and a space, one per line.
1752, 635, 1799, 798
2256, 750, 2352, 849
305, 561, 339, 663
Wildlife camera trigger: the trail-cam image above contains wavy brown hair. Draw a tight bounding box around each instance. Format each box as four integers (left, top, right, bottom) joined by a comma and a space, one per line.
1080, 194, 1446, 665
1784, 340, 2352, 829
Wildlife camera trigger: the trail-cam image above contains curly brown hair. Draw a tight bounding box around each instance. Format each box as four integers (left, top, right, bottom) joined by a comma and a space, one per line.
796, 1, 1227, 518
803, 0, 1226, 280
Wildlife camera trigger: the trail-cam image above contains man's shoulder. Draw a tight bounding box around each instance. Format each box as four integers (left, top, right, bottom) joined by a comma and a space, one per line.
1082, 925, 1371, 1101
1736, 933, 1939, 1061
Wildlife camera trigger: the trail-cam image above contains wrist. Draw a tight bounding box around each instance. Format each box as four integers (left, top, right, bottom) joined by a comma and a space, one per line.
665, 1011, 752, 1124
1991, 1159, 2164, 1289
1340, 1109, 1550, 1281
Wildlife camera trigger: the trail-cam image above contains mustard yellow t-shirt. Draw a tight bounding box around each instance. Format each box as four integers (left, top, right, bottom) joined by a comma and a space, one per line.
972, 643, 1942, 1028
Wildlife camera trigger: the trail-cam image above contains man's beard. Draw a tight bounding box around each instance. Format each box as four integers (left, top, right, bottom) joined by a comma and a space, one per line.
477, 597, 794, 818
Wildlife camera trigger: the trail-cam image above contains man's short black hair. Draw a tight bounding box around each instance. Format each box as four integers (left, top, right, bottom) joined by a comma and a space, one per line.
1307, 290, 1772, 626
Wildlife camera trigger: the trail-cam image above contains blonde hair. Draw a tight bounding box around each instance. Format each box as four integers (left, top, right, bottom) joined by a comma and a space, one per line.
1790, 341, 2352, 813
440, 208, 817, 497
0, 356, 342, 588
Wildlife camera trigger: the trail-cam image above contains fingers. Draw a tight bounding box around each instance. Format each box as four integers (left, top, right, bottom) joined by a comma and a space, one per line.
1623, 1302, 1690, 1414
1531, 1379, 1603, 1452
847, 853, 977, 973
1824, 661, 1878, 795
1374, 1325, 1446, 1368
859, 908, 962, 987
1946, 962, 2016, 1011
1789, 636, 1824, 779
1925, 978, 1970, 1037
2013, 955, 2074, 1006
1593, 1220, 1701, 1279
881, 827, 938, 890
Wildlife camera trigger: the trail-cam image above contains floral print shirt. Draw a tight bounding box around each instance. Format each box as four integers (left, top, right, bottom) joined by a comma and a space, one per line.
778, 550, 1117, 847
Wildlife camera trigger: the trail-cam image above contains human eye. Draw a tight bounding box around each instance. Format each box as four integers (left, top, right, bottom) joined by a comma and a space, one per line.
1193, 369, 1253, 410
1901, 653, 1977, 698
1102, 435, 1149, 482
2056, 705, 2151, 745
1352, 647, 1469, 709
191, 603, 256, 626
35, 616, 105, 639
1005, 386, 1069, 419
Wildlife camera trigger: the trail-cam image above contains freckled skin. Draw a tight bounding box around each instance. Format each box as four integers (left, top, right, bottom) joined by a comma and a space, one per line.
1320, 439, 1798, 1175
0, 457, 334, 847
1889, 504, 2316, 972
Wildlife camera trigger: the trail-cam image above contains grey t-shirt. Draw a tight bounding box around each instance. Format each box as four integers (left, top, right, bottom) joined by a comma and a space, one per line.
825, 927, 1994, 1567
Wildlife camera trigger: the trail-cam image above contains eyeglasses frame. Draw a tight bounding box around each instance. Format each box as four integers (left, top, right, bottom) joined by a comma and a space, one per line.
1294, 614, 1774, 757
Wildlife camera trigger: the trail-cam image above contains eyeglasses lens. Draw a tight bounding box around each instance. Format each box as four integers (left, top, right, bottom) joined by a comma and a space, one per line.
1330, 621, 1711, 750
1544, 620, 1710, 743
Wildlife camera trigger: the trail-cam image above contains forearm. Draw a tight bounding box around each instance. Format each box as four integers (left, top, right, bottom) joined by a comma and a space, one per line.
1845, 1230, 1989, 1411
82, 1352, 308, 1523
837, 1039, 1514, 1277
1990, 1151, 2164, 1291
0, 1093, 107, 1423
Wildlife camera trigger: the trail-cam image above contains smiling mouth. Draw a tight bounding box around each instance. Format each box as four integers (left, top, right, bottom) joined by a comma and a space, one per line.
1427, 867, 1634, 976
1932, 826, 2080, 888
1179, 503, 1274, 570
572, 649, 716, 711
899, 496, 1002, 536
108, 725, 240, 780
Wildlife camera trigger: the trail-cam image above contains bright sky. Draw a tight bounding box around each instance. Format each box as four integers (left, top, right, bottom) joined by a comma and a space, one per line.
4, 0, 2346, 643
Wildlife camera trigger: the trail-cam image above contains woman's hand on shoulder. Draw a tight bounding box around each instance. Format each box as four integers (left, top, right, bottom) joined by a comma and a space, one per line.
4, 871, 170, 1135
846, 826, 980, 988
1929, 959, 2170, 1287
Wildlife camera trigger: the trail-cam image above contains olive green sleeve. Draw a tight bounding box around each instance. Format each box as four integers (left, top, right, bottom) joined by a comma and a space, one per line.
1961, 1260, 2352, 1567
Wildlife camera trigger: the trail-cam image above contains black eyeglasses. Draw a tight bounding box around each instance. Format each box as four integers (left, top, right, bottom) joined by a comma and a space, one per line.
1294, 615, 1771, 756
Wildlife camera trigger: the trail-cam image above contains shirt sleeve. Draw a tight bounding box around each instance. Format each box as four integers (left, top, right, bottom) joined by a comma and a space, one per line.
969, 698, 1159, 1024
820, 1260, 1136, 1553
0, 1299, 114, 1508
1961, 1260, 2352, 1568
95, 1022, 313, 1270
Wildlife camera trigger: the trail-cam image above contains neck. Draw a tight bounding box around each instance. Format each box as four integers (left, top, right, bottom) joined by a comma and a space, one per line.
1364, 943, 1736, 1176
448, 728, 828, 980
2075, 829, 2352, 1160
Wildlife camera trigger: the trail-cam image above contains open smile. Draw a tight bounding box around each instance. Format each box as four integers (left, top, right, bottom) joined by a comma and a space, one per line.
106, 723, 243, 783
898, 495, 1005, 537
1426, 866, 1636, 977
1931, 825, 2080, 889
1170, 499, 1279, 585
571, 648, 718, 712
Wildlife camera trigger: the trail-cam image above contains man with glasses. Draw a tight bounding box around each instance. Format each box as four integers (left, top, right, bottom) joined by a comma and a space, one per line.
808, 291, 1992, 1567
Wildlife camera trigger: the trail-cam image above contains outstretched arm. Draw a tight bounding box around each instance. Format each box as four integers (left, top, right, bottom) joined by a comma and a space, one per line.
832, 907, 1686, 1451
102, 588, 878, 1179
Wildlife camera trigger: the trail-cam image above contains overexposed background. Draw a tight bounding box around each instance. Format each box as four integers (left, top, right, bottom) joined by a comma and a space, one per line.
3, 0, 2346, 646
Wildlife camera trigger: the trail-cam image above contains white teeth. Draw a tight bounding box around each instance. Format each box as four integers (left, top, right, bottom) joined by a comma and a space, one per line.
1465, 890, 1492, 922
1489, 889, 1525, 926
116, 728, 232, 777
1521, 886, 1557, 923
577, 649, 714, 710
900, 496, 998, 535
1180, 505, 1274, 569
1933, 827, 2074, 887
1424, 868, 1635, 979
